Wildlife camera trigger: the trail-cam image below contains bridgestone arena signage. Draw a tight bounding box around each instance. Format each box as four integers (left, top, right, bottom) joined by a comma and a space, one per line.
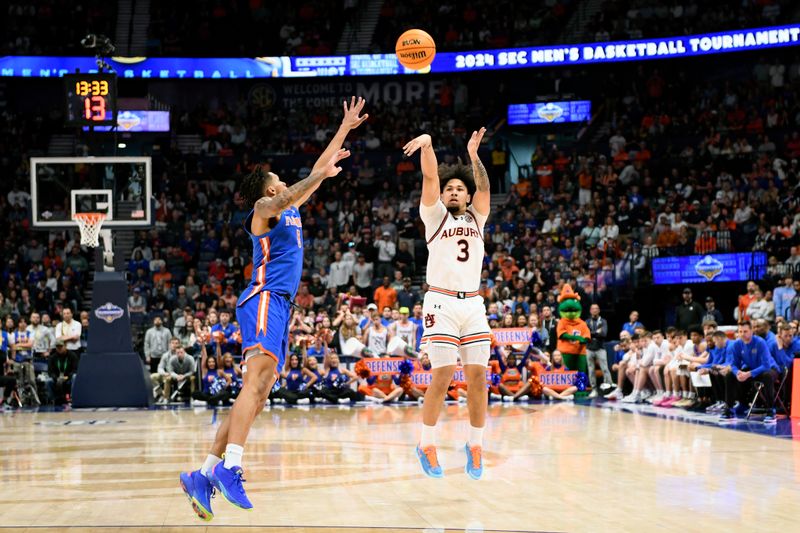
1, 24, 798, 79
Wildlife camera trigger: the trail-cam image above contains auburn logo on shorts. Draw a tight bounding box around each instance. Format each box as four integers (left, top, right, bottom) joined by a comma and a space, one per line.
425, 313, 436, 328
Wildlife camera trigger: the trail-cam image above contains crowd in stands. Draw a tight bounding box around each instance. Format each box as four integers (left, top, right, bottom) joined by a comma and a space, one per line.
4, 0, 798, 59
147, 0, 347, 57
373, 0, 576, 53
1, 47, 800, 409
585, 0, 797, 43
2, 1, 115, 55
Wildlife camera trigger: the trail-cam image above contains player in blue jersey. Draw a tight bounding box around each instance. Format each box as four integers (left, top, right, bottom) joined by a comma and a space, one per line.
180, 97, 368, 520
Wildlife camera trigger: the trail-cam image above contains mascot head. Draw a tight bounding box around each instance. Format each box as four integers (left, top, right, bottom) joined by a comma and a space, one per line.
557, 284, 582, 320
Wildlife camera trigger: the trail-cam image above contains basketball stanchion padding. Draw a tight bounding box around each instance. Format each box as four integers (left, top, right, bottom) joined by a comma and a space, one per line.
71, 212, 153, 408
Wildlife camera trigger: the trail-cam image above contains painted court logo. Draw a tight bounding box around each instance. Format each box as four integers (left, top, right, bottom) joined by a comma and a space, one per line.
94, 302, 124, 324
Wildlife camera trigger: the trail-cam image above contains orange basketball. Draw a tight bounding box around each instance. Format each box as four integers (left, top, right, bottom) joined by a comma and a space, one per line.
395, 29, 436, 70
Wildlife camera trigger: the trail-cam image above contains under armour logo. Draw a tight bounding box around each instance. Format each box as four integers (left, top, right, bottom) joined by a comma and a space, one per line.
433, 304, 442, 309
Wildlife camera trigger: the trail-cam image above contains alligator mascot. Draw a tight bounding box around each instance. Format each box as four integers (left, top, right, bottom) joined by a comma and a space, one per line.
556, 284, 590, 377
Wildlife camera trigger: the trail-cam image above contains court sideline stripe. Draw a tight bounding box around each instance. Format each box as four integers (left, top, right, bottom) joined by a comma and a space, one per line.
0, 526, 559, 532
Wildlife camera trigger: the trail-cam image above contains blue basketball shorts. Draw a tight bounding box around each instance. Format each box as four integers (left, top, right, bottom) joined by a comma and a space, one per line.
237, 290, 289, 369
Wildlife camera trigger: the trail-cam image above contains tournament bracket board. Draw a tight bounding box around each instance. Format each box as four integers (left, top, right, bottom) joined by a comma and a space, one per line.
29, 157, 153, 230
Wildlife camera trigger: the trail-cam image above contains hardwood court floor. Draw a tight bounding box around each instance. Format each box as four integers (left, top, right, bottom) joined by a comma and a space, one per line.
2, 402, 800, 532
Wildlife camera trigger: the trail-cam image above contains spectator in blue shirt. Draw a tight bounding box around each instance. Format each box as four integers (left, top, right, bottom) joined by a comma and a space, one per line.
769, 324, 800, 373
210, 311, 240, 355
621, 310, 643, 336
720, 321, 779, 423
698, 331, 733, 411
773, 277, 796, 321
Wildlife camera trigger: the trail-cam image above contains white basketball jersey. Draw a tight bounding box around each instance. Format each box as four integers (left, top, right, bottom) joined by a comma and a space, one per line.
420, 199, 487, 292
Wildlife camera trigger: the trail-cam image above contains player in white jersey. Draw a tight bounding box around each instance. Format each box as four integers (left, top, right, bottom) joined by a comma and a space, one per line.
403, 127, 491, 480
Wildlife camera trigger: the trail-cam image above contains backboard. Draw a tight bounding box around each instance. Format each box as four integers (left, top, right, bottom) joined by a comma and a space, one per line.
30, 157, 152, 229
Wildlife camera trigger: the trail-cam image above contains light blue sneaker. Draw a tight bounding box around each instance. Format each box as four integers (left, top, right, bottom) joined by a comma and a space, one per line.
179, 469, 215, 521
208, 463, 253, 510
464, 444, 483, 480
415, 445, 443, 478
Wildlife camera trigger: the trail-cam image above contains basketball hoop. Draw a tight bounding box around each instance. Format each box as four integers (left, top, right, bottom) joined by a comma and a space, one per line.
73, 212, 107, 248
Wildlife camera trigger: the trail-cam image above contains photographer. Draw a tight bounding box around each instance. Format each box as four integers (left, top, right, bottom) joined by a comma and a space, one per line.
47, 341, 78, 406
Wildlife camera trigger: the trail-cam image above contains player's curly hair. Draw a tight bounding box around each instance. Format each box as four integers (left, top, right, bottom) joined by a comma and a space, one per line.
438, 162, 476, 198
239, 164, 275, 208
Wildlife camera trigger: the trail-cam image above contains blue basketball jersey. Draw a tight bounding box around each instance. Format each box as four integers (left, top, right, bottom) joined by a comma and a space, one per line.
238, 207, 304, 307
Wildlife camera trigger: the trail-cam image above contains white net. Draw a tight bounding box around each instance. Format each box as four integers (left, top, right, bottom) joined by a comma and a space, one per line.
73, 213, 106, 248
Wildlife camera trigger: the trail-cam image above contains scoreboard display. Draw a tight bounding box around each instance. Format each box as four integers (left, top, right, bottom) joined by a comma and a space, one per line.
64, 73, 117, 126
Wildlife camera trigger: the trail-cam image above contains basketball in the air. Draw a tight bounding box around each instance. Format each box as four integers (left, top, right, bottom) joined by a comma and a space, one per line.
395, 29, 436, 70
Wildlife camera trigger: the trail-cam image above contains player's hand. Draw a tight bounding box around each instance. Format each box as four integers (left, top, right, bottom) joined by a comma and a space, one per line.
402, 134, 432, 156
341, 96, 368, 130
321, 148, 351, 178
467, 127, 486, 159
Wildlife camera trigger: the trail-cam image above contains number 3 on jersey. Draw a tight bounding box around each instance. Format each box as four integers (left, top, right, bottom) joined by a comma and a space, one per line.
456, 239, 469, 262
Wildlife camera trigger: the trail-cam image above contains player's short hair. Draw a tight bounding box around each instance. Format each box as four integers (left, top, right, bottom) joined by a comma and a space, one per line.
712, 330, 727, 339
240, 164, 276, 208
438, 163, 476, 198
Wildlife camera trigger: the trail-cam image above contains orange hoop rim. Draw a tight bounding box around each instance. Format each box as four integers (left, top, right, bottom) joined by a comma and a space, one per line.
73, 212, 107, 222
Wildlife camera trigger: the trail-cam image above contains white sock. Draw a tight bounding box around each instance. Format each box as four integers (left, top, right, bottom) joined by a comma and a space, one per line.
200, 454, 222, 478
223, 444, 244, 469
689, 391, 696, 399
420, 423, 437, 447
656, 389, 664, 395
468, 425, 484, 448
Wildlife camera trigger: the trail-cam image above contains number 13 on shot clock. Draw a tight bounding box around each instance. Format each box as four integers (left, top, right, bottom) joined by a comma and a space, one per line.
63, 73, 117, 126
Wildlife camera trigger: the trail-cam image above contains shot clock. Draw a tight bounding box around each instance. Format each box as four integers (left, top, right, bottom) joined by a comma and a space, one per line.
64, 73, 117, 126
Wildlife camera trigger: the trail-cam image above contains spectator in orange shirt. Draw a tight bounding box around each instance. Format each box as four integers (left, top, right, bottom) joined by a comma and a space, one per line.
536, 162, 553, 190
373, 276, 397, 311
656, 227, 679, 249
153, 264, 173, 290
295, 284, 314, 311
736, 281, 759, 322
578, 168, 592, 206
693, 221, 717, 254
500, 258, 519, 281
514, 177, 533, 200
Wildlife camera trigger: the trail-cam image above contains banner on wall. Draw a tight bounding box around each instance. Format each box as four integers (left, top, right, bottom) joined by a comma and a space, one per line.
492, 328, 533, 346
0, 24, 797, 79
362, 357, 490, 385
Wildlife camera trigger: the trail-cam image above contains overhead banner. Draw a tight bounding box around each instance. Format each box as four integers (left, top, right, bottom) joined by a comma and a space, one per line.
0, 24, 798, 79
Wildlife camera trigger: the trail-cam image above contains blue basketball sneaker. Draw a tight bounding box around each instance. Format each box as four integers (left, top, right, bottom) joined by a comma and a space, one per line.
179, 470, 215, 521
464, 444, 483, 480
415, 445, 443, 478
208, 463, 253, 510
